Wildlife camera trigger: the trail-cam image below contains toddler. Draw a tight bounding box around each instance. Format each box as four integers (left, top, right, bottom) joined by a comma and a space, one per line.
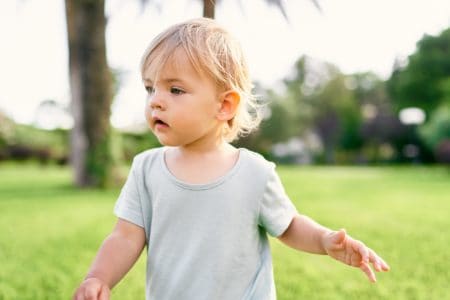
73, 18, 389, 300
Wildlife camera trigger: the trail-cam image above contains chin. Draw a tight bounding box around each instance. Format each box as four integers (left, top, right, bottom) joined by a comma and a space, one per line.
157, 139, 179, 147
155, 134, 199, 147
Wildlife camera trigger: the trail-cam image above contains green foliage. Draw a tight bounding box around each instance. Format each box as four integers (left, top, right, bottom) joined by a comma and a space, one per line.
120, 131, 161, 162
261, 91, 301, 143
384, 28, 450, 162
387, 27, 450, 114
86, 133, 113, 187
339, 108, 363, 151
419, 104, 450, 150
13, 125, 67, 151
1, 164, 449, 299
0, 113, 15, 148
0, 113, 160, 168
235, 87, 300, 156
0, 120, 69, 163
255, 56, 401, 164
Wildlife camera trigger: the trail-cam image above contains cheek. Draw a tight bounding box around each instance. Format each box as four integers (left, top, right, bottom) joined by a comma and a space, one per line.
144, 105, 152, 126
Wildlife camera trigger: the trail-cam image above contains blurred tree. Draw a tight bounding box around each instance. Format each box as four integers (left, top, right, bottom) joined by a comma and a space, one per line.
387, 27, 450, 115
0, 111, 15, 152
235, 84, 299, 157
360, 112, 409, 162
64, 0, 324, 187
259, 61, 410, 164
281, 56, 360, 163
419, 104, 450, 163
65, 0, 113, 187
388, 27, 450, 163
202, 0, 215, 18
312, 73, 358, 163
350, 72, 402, 163
200, 0, 322, 19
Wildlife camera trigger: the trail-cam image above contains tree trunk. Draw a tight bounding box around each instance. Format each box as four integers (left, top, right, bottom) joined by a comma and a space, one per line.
65, 0, 113, 187
203, 0, 215, 18
316, 111, 340, 164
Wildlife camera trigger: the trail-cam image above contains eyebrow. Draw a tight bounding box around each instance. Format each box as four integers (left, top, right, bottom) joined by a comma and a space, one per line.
143, 78, 185, 85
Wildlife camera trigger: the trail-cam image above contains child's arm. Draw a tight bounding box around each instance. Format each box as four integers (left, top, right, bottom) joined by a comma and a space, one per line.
73, 219, 146, 300
278, 214, 389, 282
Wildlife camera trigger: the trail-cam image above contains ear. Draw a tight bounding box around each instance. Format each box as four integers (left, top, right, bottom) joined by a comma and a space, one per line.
217, 90, 240, 121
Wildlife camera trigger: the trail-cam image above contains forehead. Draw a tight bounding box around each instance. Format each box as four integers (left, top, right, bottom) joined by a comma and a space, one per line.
143, 48, 201, 83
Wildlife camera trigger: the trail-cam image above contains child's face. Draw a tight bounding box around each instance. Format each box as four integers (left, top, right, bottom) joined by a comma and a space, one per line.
143, 49, 223, 147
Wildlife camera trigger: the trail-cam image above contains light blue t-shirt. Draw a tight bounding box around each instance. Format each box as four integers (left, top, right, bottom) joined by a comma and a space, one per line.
114, 147, 297, 300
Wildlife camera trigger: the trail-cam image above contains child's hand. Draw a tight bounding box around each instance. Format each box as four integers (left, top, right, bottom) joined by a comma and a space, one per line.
72, 277, 110, 300
322, 229, 390, 282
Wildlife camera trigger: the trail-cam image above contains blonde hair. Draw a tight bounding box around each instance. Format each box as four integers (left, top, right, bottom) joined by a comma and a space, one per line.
140, 18, 261, 142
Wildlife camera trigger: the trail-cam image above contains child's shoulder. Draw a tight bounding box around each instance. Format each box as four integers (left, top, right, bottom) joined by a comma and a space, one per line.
239, 148, 276, 172
130, 147, 164, 169
134, 147, 163, 159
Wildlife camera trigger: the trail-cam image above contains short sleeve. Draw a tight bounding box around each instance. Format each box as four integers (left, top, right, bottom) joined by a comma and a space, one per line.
114, 159, 145, 228
258, 164, 297, 237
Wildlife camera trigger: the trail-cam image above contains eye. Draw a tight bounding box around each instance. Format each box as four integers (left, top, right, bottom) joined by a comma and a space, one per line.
145, 86, 154, 94
170, 87, 185, 95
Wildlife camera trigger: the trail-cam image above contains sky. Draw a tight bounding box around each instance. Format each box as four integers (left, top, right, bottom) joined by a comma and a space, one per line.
0, 0, 449, 129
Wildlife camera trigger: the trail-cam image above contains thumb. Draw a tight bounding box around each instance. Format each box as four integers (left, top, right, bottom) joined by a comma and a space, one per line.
331, 229, 346, 244
324, 229, 346, 252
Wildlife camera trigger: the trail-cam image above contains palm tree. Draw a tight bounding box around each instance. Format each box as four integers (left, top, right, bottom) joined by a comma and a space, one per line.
65, 0, 112, 187
64, 0, 321, 187
203, 0, 215, 18
201, 0, 322, 19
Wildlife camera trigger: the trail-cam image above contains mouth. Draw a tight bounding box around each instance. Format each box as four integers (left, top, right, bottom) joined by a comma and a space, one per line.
153, 117, 169, 128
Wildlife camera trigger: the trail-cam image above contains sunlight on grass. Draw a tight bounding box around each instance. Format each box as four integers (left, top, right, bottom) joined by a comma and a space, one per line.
0, 163, 449, 299
273, 165, 450, 300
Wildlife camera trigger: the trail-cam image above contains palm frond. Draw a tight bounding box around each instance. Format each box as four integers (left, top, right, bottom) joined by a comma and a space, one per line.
264, 0, 322, 21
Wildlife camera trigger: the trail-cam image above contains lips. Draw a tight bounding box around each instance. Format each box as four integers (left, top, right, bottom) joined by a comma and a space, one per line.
152, 116, 169, 128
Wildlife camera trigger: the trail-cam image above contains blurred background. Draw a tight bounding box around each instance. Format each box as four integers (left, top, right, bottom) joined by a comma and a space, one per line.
1, 0, 449, 185
0, 0, 449, 299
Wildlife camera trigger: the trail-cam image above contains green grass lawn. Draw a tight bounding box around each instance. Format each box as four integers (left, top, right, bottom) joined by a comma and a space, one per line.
0, 162, 449, 299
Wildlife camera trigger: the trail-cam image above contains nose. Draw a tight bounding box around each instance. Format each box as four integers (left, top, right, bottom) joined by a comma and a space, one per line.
148, 90, 165, 110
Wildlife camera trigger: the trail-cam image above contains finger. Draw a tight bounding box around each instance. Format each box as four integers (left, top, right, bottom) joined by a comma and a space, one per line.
378, 256, 390, 271
346, 238, 367, 265
84, 286, 99, 300
366, 249, 381, 271
360, 262, 376, 283
98, 285, 110, 300
368, 249, 390, 272
73, 290, 83, 300
351, 252, 362, 267
356, 241, 369, 264
334, 229, 346, 244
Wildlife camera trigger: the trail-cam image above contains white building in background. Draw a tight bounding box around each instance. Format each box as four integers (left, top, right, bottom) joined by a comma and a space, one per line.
272, 132, 323, 164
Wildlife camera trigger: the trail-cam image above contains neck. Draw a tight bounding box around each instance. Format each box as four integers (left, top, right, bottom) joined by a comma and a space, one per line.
176, 124, 230, 155
176, 139, 232, 157
163, 140, 239, 185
